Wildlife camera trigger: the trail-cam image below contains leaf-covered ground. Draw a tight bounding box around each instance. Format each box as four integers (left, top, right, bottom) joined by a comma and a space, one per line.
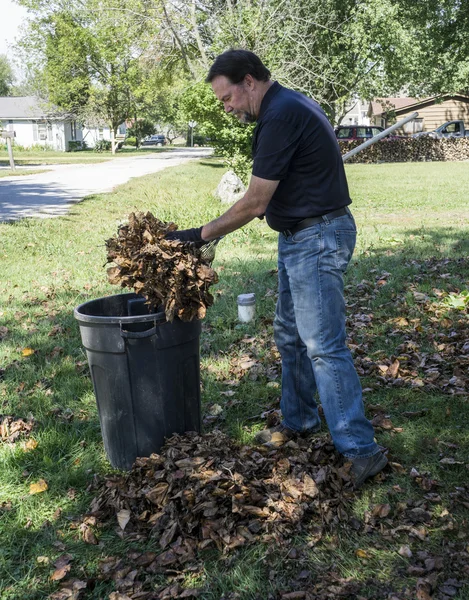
1, 160, 468, 599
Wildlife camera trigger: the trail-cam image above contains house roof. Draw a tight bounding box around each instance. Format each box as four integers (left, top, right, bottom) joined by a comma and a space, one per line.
369, 97, 418, 117
0, 96, 72, 120
370, 94, 469, 117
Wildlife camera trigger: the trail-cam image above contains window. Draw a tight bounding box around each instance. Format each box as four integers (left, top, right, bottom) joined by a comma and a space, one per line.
356, 127, 370, 138
98, 128, 104, 140
370, 127, 382, 136
71, 121, 77, 141
337, 128, 352, 138
118, 122, 126, 135
38, 122, 48, 141
442, 122, 458, 133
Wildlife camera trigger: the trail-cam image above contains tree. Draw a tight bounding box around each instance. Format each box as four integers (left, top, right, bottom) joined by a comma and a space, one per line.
17, 0, 162, 152
0, 55, 15, 95
126, 119, 155, 147
391, 0, 469, 97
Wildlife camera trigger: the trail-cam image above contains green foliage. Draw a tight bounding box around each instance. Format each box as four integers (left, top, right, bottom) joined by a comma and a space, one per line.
443, 290, 469, 311
393, 0, 469, 96
178, 81, 254, 182
124, 136, 136, 147
0, 54, 15, 95
17, 0, 162, 151
68, 140, 87, 152
93, 139, 112, 152
126, 119, 156, 147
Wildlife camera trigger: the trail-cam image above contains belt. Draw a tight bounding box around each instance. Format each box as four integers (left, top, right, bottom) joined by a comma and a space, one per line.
282, 207, 349, 237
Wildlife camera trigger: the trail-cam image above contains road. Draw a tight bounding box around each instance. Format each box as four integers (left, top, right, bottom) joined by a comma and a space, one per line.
0, 148, 212, 222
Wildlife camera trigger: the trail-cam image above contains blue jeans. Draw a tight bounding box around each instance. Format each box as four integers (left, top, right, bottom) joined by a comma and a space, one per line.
274, 209, 379, 459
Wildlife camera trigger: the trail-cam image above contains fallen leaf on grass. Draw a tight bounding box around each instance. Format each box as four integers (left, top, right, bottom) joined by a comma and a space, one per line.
21, 347, 35, 357
30, 479, 48, 494
371, 503, 391, 518
398, 545, 413, 558
23, 438, 38, 451
80, 522, 98, 545
0, 326, 8, 340
355, 549, 369, 559
50, 563, 71, 581
440, 458, 464, 465
117, 509, 131, 530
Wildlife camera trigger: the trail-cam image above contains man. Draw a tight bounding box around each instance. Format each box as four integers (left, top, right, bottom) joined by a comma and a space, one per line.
166, 49, 387, 488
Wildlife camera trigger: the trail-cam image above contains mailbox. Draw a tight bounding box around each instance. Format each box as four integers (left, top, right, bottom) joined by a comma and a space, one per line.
0, 130, 16, 138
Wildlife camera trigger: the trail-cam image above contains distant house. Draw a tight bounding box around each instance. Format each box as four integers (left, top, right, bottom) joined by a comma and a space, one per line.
339, 98, 371, 126
368, 94, 469, 134
82, 121, 127, 147
0, 96, 128, 151
0, 96, 83, 151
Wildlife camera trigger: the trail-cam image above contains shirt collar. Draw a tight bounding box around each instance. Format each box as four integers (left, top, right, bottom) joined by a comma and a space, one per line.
258, 81, 281, 120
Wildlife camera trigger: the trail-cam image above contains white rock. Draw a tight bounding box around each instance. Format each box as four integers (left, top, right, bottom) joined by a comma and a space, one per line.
215, 170, 246, 204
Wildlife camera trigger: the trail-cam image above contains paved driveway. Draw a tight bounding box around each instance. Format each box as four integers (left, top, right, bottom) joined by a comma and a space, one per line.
0, 148, 212, 222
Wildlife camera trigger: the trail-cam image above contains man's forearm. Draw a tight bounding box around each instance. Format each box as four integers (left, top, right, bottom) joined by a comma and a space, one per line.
201, 194, 262, 241
201, 176, 279, 241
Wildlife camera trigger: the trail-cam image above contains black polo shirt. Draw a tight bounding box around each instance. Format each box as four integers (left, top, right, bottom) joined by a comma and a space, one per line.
252, 82, 352, 232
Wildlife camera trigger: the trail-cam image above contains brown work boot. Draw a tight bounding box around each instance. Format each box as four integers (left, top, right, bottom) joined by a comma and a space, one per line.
255, 423, 319, 448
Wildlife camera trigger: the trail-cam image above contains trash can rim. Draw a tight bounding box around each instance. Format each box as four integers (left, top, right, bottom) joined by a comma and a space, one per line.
74, 293, 166, 325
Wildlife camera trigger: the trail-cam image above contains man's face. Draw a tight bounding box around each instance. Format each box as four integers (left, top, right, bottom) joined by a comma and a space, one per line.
211, 75, 256, 123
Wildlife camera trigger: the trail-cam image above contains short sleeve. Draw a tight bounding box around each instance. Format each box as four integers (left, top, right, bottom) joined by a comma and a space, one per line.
252, 118, 302, 180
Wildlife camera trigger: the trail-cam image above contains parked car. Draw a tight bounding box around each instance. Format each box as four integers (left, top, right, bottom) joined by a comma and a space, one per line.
335, 125, 403, 141
412, 120, 469, 139
141, 134, 166, 147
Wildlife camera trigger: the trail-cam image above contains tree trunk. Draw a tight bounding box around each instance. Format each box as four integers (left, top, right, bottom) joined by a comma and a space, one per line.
111, 128, 118, 154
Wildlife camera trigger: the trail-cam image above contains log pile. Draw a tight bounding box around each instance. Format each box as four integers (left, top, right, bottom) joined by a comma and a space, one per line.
340, 137, 469, 163
105, 212, 218, 322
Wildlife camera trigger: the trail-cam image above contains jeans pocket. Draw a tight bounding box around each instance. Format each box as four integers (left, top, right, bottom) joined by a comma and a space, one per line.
334, 229, 356, 272
291, 226, 321, 243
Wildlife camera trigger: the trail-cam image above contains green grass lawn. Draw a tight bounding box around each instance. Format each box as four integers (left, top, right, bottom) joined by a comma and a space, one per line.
0, 169, 51, 178
0, 160, 468, 599
0, 146, 171, 166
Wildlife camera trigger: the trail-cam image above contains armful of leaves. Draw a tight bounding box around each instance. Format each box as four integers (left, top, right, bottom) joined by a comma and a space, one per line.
105, 211, 218, 322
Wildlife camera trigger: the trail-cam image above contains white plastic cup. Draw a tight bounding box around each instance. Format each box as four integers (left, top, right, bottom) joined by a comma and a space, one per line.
237, 293, 256, 323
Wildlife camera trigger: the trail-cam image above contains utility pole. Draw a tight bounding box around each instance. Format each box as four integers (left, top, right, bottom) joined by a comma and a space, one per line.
1, 130, 16, 170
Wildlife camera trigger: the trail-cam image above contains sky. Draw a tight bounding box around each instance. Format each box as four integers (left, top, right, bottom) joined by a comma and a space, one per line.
0, 0, 29, 64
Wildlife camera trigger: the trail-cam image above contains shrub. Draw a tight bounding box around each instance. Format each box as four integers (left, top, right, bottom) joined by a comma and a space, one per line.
124, 137, 136, 147
94, 139, 112, 152
68, 140, 88, 152
29, 143, 55, 152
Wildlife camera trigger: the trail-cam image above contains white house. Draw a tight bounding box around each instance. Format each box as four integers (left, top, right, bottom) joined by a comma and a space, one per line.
82, 122, 127, 147
0, 96, 128, 150
339, 98, 371, 126
0, 96, 83, 151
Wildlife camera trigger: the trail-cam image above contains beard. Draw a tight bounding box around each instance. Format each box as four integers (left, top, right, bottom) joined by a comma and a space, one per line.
234, 110, 256, 124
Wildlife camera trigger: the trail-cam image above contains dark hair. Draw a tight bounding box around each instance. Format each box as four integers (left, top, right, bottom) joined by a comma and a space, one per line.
206, 49, 271, 84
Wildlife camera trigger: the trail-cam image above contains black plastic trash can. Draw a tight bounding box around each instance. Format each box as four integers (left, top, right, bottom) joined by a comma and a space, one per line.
74, 293, 201, 470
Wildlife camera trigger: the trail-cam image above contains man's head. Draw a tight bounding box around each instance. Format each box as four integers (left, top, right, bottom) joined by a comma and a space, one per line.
206, 50, 272, 123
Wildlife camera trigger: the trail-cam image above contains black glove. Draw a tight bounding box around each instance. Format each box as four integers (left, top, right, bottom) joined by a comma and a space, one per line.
165, 226, 204, 246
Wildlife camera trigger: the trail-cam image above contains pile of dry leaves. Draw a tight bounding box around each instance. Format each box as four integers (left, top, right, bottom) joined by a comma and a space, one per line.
45, 430, 469, 599
105, 212, 218, 322
0, 414, 34, 443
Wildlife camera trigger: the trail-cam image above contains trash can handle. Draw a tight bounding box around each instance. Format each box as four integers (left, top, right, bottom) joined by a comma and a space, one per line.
120, 317, 165, 339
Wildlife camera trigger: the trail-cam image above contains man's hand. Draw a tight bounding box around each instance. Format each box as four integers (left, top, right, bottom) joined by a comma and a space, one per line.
165, 226, 204, 245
